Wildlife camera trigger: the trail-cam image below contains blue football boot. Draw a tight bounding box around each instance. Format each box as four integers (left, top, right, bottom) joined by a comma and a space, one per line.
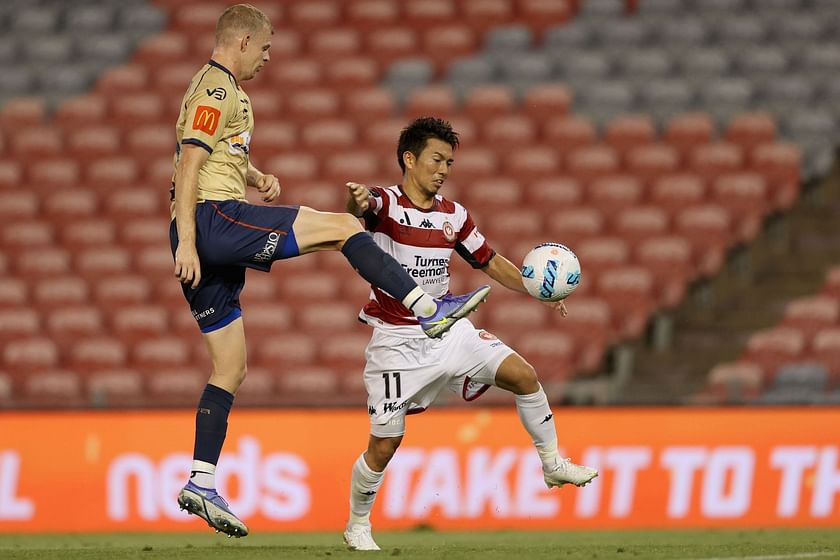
177, 481, 248, 537
419, 285, 491, 338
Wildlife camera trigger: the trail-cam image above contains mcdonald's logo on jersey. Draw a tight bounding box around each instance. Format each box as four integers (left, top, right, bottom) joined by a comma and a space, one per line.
192, 105, 221, 135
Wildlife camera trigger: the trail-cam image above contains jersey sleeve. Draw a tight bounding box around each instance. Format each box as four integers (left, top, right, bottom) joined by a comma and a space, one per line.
181, 84, 235, 153
455, 210, 496, 269
362, 186, 390, 231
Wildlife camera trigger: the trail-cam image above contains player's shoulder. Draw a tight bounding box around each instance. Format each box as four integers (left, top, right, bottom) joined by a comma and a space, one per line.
434, 193, 464, 215
189, 62, 237, 102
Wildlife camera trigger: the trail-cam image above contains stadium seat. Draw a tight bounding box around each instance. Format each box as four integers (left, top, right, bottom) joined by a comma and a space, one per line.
649, 173, 707, 214
68, 337, 128, 370
0, 308, 40, 337
741, 327, 806, 377
324, 56, 380, 90
688, 143, 744, 183
587, 174, 643, 214
501, 146, 560, 182
275, 366, 341, 403
527, 177, 583, 207
319, 332, 370, 370
253, 333, 318, 370
781, 296, 840, 339
97, 64, 148, 96
604, 115, 656, 154
301, 119, 358, 154
711, 173, 770, 222
725, 113, 777, 151
404, 86, 458, 119
623, 144, 680, 186
596, 266, 656, 338
521, 84, 573, 122
66, 126, 121, 161
462, 86, 516, 121
22, 369, 83, 406
613, 206, 669, 245
75, 247, 131, 276
132, 337, 191, 368
33, 276, 89, 306
15, 248, 72, 278
749, 143, 801, 209
421, 24, 477, 67
635, 235, 695, 307
663, 113, 716, 160
547, 207, 606, 246
86, 368, 143, 407
566, 145, 620, 183
2, 219, 54, 247
575, 237, 630, 275
0, 191, 38, 219
674, 204, 733, 275
53, 95, 108, 129
510, 330, 575, 383
45, 306, 103, 340
481, 115, 537, 147
111, 305, 168, 339
145, 367, 206, 404
0, 278, 27, 306
705, 362, 763, 403
345, 0, 400, 31
364, 28, 419, 66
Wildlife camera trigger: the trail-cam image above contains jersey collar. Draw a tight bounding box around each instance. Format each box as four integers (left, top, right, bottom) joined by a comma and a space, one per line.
208, 59, 238, 85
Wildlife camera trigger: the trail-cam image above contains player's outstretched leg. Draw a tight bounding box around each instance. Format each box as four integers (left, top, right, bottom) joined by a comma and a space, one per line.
344, 523, 380, 551
178, 481, 249, 537
419, 284, 491, 338
544, 457, 598, 488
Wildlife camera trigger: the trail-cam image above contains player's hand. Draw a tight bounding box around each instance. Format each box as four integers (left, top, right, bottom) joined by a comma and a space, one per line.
174, 244, 202, 289
543, 299, 568, 317
347, 182, 370, 213
255, 173, 281, 203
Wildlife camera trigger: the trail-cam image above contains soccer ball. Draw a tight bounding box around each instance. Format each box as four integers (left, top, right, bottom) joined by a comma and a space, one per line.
520, 243, 581, 302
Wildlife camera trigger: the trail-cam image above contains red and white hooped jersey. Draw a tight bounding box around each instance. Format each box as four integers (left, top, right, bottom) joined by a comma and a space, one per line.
359, 185, 495, 337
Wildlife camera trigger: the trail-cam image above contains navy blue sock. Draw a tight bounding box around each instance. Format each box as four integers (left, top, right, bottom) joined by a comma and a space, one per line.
193, 384, 235, 465
341, 232, 416, 301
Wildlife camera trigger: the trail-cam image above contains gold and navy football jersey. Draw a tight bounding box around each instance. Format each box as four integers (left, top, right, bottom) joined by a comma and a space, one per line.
171, 60, 253, 217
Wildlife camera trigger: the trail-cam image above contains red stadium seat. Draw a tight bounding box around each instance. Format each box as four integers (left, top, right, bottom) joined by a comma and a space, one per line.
511, 330, 575, 383
0, 160, 23, 189
605, 115, 656, 154
254, 333, 318, 370
823, 266, 840, 301
111, 305, 168, 339
97, 64, 148, 96
635, 236, 695, 307
587, 174, 643, 214
566, 145, 620, 183
134, 246, 174, 276
345, 0, 400, 31
132, 337, 191, 368
663, 113, 716, 160
125, 124, 173, 160
811, 328, 840, 380
241, 303, 293, 334
519, 0, 573, 30
95, 275, 152, 305
319, 332, 370, 370
75, 247, 131, 276
421, 25, 477, 67
133, 33, 190, 66
750, 143, 801, 210
481, 115, 537, 147
688, 143, 744, 183
301, 119, 358, 153
297, 302, 364, 332
741, 327, 806, 377
462, 86, 516, 121
10, 128, 63, 162
68, 337, 128, 370
45, 306, 104, 339
576, 237, 630, 276
15, 248, 71, 277
450, 147, 498, 181
275, 366, 340, 401
546, 207, 606, 246
674, 204, 733, 276
43, 189, 99, 218
110, 93, 166, 126
705, 362, 763, 402
287, 0, 341, 32
2, 219, 54, 247
0, 98, 47, 130
542, 116, 597, 158
3, 337, 59, 372
0, 308, 40, 337
85, 157, 140, 188
0, 191, 38, 219
521, 84, 573, 122
307, 28, 362, 61
624, 143, 680, 186
85, 368, 144, 406
364, 28, 419, 65
323, 150, 381, 184
145, 367, 206, 404
486, 299, 551, 330
33, 276, 89, 306
66, 126, 121, 161
27, 158, 80, 187
596, 266, 656, 339
482, 208, 543, 238
527, 177, 583, 207
502, 147, 560, 182
781, 296, 840, 339
725, 113, 777, 151
265, 152, 319, 181
0, 278, 27, 306
461, 0, 514, 31
324, 57, 380, 90
153, 62, 202, 97
285, 89, 341, 122
22, 369, 83, 405
649, 174, 707, 214
266, 58, 323, 90
613, 206, 669, 245
404, 0, 456, 22
343, 88, 396, 124
404, 86, 458, 119
460, 177, 522, 209
53, 95, 108, 129
234, 367, 275, 406
711, 173, 769, 221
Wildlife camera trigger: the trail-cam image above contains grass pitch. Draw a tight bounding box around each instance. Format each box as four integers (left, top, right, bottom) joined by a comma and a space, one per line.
0, 529, 838, 559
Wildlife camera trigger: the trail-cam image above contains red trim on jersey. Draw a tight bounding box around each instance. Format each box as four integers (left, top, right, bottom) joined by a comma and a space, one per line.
211, 203, 289, 233
373, 215, 457, 248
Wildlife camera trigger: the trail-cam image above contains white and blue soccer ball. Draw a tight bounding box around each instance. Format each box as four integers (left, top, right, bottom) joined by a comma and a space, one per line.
520, 243, 581, 302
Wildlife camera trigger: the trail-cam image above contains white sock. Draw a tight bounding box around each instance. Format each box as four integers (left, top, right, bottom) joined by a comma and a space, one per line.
189, 460, 216, 489
514, 386, 560, 471
403, 286, 437, 318
348, 453, 385, 526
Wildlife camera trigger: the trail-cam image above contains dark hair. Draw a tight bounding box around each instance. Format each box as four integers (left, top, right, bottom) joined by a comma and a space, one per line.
396, 116, 459, 173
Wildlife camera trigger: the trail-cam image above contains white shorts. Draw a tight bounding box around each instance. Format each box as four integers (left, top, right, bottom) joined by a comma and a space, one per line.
363, 319, 514, 438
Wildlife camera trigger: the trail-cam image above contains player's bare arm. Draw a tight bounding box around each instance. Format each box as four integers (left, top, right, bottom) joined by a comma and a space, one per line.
346, 181, 371, 217
174, 144, 210, 289
247, 161, 280, 203
482, 254, 567, 315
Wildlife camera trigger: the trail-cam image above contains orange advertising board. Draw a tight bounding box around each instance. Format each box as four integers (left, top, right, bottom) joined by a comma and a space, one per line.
0, 408, 839, 532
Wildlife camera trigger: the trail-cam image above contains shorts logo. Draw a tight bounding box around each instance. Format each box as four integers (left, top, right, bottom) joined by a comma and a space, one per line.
192, 105, 221, 135
442, 221, 456, 242
253, 231, 281, 263
479, 330, 497, 340
192, 307, 215, 321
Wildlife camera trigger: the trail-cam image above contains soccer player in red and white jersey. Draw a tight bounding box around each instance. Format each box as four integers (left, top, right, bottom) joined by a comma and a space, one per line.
342, 117, 598, 550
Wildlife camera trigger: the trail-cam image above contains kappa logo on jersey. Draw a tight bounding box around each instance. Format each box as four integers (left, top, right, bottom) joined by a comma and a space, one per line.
192, 105, 221, 135
442, 221, 456, 242
206, 87, 227, 100
419, 218, 434, 228
227, 131, 251, 156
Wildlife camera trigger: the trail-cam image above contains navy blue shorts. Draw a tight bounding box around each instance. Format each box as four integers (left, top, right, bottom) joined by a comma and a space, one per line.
169, 200, 300, 333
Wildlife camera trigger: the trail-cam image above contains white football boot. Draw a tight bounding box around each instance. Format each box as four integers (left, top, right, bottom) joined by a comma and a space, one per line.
544, 457, 598, 488
344, 523, 381, 551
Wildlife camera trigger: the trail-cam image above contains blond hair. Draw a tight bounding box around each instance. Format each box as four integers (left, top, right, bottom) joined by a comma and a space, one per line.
215, 4, 273, 45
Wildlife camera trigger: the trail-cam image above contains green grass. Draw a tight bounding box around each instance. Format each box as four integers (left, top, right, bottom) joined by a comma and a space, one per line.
0, 529, 839, 559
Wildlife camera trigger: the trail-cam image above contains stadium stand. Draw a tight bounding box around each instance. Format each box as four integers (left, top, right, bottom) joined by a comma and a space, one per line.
2, 0, 838, 408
